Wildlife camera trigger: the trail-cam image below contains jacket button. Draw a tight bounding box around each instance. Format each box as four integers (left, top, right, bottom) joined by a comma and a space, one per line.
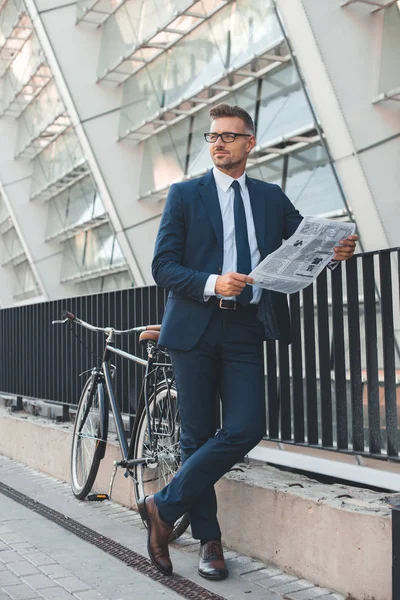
217, 267, 222, 273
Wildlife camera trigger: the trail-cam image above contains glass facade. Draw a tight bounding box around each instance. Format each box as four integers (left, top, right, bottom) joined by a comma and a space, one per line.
0, 0, 354, 306
0, 193, 41, 301
112, 0, 348, 219
0, 0, 133, 304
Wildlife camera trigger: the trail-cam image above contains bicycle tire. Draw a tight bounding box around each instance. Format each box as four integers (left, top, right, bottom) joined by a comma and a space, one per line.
131, 381, 190, 540
70, 376, 109, 499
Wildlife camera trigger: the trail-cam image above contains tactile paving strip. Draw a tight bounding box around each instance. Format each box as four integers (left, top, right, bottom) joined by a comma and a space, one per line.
0, 481, 225, 600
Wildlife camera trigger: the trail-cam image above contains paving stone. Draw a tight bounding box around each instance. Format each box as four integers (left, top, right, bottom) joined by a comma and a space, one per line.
0, 542, 8, 552
270, 578, 315, 594
0, 569, 21, 586
242, 566, 282, 582
53, 576, 91, 593
171, 537, 198, 547
329, 595, 345, 600
74, 591, 107, 600
38, 564, 71, 579
310, 596, 341, 600
256, 573, 298, 589
284, 588, 333, 600
0, 534, 24, 545
22, 574, 55, 590
22, 553, 55, 567
184, 543, 200, 553
8, 562, 40, 577
1, 583, 40, 599
35, 587, 75, 600
0, 550, 21, 564
238, 561, 266, 575
0, 528, 12, 536
10, 543, 35, 552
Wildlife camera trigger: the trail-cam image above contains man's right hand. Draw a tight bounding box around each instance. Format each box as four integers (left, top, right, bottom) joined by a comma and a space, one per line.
215, 272, 254, 297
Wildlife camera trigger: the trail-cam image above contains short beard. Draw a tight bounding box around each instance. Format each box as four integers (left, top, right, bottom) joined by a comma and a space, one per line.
212, 155, 241, 171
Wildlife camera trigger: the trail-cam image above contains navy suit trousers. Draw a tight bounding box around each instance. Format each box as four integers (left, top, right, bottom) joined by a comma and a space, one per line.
154, 305, 266, 540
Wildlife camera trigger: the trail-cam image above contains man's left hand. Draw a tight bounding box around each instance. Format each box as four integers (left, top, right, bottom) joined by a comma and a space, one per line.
332, 234, 359, 261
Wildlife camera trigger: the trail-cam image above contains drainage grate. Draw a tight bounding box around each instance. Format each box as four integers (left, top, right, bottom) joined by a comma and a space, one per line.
0, 481, 225, 600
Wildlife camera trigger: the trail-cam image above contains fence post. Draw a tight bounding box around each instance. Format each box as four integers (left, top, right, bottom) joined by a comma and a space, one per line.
10, 396, 23, 412
391, 503, 400, 599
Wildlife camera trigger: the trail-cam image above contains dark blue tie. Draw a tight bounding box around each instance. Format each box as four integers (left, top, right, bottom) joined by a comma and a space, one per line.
231, 180, 253, 306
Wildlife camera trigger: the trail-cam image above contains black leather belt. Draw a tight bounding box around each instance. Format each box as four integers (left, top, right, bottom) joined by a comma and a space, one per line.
209, 298, 257, 311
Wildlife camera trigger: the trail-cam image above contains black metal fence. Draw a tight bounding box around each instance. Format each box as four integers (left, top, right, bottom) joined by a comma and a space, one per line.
0, 248, 399, 461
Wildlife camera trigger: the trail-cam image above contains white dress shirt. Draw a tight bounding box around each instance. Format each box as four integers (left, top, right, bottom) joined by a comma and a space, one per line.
204, 167, 262, 304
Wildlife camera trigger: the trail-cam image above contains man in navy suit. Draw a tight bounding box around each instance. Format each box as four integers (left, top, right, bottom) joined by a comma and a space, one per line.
138, 104, 358, 580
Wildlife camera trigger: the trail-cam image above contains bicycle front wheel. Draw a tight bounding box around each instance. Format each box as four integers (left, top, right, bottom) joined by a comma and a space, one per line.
70, 377, 109, 499
132, 381, 189, 540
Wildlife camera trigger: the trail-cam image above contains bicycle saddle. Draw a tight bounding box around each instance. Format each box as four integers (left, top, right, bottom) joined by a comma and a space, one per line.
139, 324, 161, 345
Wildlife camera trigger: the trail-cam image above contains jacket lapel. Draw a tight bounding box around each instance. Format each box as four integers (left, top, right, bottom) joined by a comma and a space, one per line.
198, 170, 223, 250
246, 175, 267, 258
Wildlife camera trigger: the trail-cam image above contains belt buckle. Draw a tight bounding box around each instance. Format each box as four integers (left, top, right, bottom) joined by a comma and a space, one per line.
219, 299, 236, 310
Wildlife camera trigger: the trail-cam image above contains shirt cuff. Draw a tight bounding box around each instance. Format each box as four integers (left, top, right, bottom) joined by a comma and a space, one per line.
204, 274, 219, 301
328, 259, 339, 271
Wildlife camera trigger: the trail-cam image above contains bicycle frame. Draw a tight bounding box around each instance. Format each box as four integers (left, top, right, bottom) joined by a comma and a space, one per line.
100, 328, 175, 469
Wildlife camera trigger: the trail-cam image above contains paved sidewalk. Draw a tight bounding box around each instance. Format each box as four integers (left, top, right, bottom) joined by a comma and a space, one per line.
0, 456, 345, 600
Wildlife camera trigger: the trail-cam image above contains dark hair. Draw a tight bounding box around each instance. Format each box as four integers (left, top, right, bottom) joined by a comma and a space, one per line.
209, 103, 255, 136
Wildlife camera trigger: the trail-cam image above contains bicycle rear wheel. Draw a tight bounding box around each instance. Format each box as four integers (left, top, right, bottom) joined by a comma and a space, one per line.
70, 376, 109, 499
132, 381, 190, 540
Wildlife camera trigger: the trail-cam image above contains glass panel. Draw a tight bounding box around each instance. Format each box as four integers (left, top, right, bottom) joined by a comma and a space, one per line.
0, 0, 23, 46
101, 270, 133, 291
2, 226, 23, 261
74, 269, 133, 294
247, 157, 284, 186
285, 145, 347, 217
15, 79, 67, 156
30, 128, 86, 198
119, 54, 168, 136
97, 0, 141, 79
209, 0, 280, 72
188, 83, 257, 177
138, 118, 190, 196
60, 223, 126, 279
257, 64, 314, 146
45, 176, 106, 239
13, 259, 40, 298
163, 16, 225, 107
228, 0, 281, 69
98, 0, 210, 77
0, 34, 46, 112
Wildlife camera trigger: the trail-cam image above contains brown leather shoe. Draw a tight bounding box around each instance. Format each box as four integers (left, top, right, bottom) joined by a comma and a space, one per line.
198, 540, 229, 581
137, 495, 173, 575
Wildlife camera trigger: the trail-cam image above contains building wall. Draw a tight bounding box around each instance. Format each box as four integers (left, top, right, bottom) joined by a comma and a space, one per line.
0, 0, 398, 306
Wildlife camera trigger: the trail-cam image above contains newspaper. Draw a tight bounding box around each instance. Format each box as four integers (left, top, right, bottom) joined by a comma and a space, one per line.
249, 216, 356, 294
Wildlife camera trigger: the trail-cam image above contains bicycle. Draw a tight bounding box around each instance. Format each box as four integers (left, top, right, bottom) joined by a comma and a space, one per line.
52, 310, 189, 541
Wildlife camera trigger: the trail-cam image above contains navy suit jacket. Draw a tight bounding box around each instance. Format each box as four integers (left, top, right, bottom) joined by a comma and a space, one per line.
152, 170, 303, 351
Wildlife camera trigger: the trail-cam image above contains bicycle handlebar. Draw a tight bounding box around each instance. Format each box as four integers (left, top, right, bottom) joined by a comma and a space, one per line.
52, 310, 149, 336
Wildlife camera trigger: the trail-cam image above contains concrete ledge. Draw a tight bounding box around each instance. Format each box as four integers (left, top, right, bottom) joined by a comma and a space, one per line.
0, 408, 395, 600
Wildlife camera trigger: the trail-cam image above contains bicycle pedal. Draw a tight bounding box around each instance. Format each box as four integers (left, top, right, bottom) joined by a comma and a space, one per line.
87, 493, 109, 502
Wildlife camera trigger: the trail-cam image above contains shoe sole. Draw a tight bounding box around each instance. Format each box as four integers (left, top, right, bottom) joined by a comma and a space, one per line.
137, 497, 173, 577
198, 569, 229, 581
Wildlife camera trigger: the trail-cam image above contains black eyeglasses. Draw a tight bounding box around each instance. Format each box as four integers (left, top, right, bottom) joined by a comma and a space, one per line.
204, 132, 252, 143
